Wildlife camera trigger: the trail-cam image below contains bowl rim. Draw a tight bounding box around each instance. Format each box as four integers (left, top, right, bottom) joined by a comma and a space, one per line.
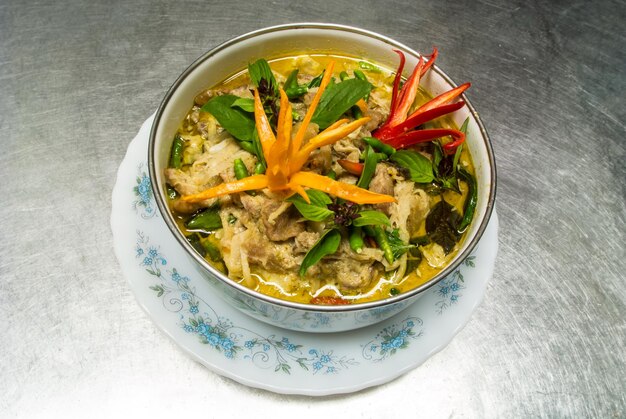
148, 22, 496, 313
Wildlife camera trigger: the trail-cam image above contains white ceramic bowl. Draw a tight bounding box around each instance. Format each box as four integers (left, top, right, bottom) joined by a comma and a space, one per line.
149, 23, 496, 332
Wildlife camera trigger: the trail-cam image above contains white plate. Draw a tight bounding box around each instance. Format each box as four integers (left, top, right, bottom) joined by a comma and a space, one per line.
111, 114, 499, 396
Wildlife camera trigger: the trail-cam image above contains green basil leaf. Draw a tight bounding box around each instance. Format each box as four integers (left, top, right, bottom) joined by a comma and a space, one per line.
308, 71, 324, 88
391, 150, 434, 183
299, 229, 341, 276
201, 95, 256, 142
425, 199, 461, 254
353, 210, 391, 227
231, 97, 255, 113
385, 229, 413, 260
283, 69, 308, 99
287, 190, 333, 221
311, 78, 372, 129
248, 59, 277, 93
186, 208, 222, 232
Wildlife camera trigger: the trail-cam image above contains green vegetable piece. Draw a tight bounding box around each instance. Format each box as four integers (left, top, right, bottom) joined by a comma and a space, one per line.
253, 161, 266, 175
339, 71, 349, 81
385, 228, 413, 261
227, 213, 238, 225
358, 61, 382, 73
353, 70, 371, 101
233, 158, 249, 180
299, 229, 342, 276
248, 58, 278, 94
351, 106, 363, 120
426, 199, 461, 254
284, 69, 309, 99
169, 134, 185, 168
201, 95, 256, 142
389, 287, 400, 296
353, 210, 391, 227
287, 190, 334, 222
362, 136, 396, 156
405, 246, 423, 273
186, 208, 223, 232
201, 235, 223, 262
349, 226, 364, 253
237, 140, 257, 155
409, 235, 430, 246
456, 168, 477, 234
453, 118, 470, 171
363, 225, 394, 264
391, 150, 434, 183
431, 141, 460, 194
308, 71, 324, 88
166, 184, 178, 200
186, 234, 206, 257
252, 130, 266, 166
326, 169, 337, 180
230, 97, 255, 113
311, 78, 372, 129
357, 145, 378, 189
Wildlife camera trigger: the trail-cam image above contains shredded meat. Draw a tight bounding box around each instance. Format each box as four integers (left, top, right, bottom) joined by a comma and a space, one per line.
240, 194, 305, 241
369, 163, 395, 215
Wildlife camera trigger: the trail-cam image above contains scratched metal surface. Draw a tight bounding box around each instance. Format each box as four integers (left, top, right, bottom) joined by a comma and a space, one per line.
1, 0, 624, 417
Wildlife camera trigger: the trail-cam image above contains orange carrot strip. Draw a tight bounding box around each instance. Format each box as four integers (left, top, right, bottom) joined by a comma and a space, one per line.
267, 89, 292, 189
291, 61, 336, 153
356, 99, 368, 113
253, 90, 276, 158
288, 182, 311, 204
181, 175, 268, 203
290, 172, 395, 205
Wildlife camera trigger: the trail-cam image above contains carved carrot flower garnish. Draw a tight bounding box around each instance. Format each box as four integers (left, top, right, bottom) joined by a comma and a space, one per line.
182, 61, 396, 205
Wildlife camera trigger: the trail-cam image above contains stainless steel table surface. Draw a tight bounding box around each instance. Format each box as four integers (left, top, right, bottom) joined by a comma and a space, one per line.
1, 0, 624, 417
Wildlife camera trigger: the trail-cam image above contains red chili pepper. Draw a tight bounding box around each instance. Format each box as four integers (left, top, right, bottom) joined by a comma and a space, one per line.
310, 296, 351, 305
409, 82, 470, 118
385, 128, 465, 155
337, 159, 364, 175
376, 101, 466, 141
372, 48, 469, 155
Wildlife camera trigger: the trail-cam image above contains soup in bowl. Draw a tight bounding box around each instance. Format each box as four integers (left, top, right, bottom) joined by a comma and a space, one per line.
149, 24, 495, 332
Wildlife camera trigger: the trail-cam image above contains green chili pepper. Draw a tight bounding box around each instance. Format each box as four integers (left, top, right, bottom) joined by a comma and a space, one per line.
169, 134, 185, 168
362, 136, 396, 156
353, 69, 367, 81
237, 140, 256, 156
233, 158, 249, 180
457, 168, 477, 233
339, 71, 349, 81
352, 106, 363, 119
166, 184, 178, 200
357, 146, 378, 189
349, 226, 364, 253
186, 208, 222, 232
364, 225, 394, 263
253, 161, 266, 175
358, 61, 382, 73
